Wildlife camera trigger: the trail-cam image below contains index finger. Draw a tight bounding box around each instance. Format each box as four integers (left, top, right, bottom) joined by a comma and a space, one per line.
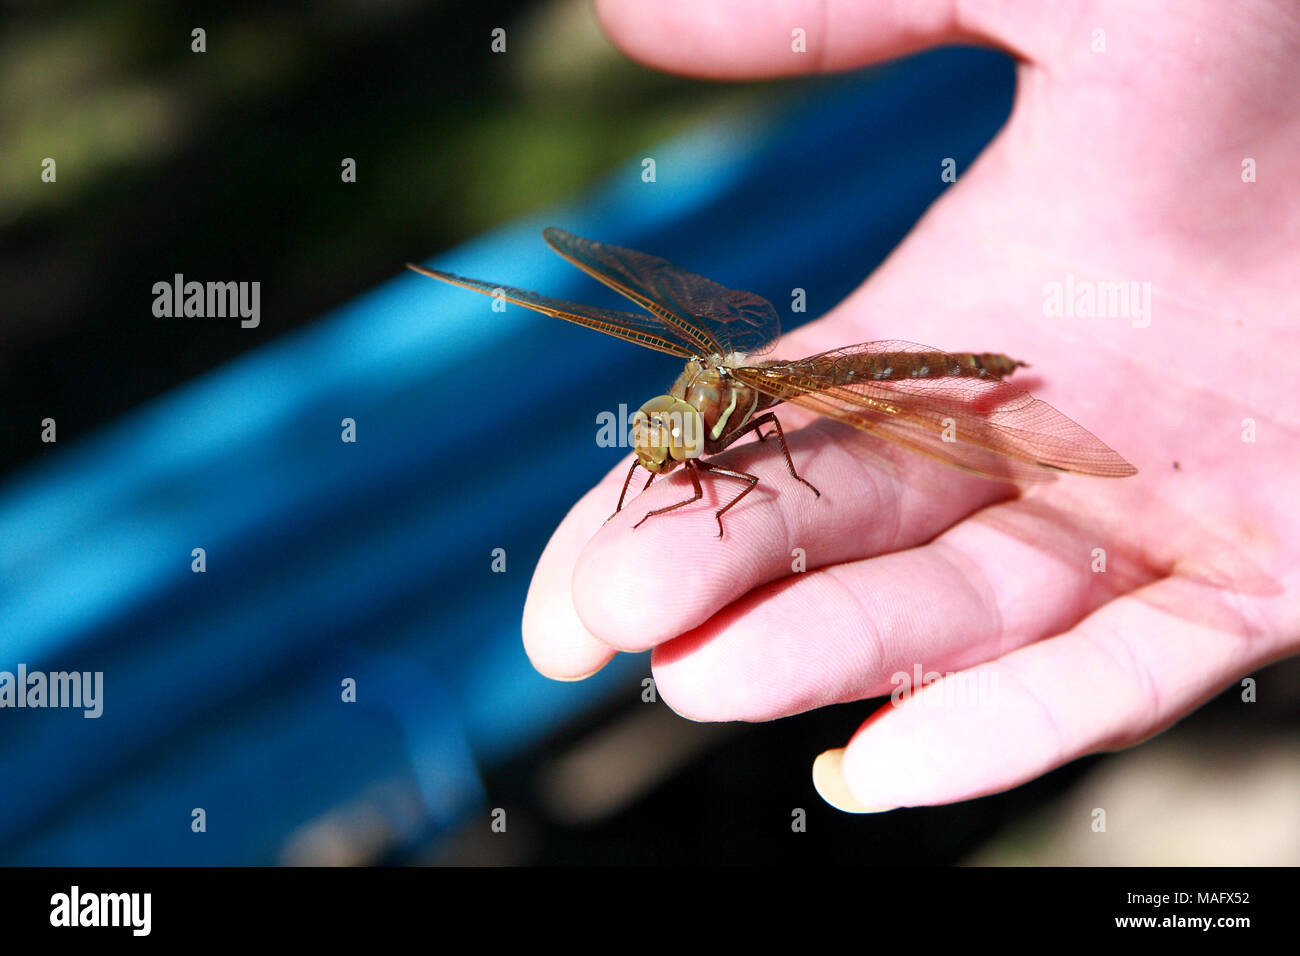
564, 413, 1017, 652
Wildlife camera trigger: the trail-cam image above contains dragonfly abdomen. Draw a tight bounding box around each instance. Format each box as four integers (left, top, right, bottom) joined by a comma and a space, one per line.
840, 350, 1025, 382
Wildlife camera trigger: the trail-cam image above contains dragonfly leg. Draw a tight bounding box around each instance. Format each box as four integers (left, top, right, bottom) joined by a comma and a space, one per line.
633, 460, 703, 529
695, 460, 759, 538
610, 462, 659, 517
757, 414, 820, 498
608, 460, 641, 523
717, 412, 820, 499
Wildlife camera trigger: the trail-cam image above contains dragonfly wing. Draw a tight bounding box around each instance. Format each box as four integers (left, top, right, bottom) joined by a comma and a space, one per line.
734, 342, 1137, 480
543, 228, 781, 358
406, 263, 692, 358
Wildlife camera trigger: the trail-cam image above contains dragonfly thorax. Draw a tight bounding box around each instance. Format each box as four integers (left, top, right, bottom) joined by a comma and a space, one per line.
668, 355, 766, 450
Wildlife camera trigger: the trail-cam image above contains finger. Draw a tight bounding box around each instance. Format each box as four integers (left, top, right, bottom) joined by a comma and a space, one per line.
594, 0, 1039, 80
521, 475, 628, 680
571, 415, 1018, 652
823, 575, 1288, 810
647, 493, 1153, 721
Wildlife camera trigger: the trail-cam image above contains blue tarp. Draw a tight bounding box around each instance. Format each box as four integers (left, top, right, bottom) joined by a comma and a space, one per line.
0, 47, 1013, 864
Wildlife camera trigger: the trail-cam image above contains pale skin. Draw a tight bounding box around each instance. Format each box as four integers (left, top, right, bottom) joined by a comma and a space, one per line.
521, 0, 1300, 811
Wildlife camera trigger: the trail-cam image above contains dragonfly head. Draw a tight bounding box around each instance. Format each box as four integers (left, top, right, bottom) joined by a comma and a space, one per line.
632, 395, 704, 473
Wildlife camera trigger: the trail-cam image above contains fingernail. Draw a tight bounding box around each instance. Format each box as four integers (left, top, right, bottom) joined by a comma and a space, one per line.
546, 661, 610, 682
812, 748, 897, 814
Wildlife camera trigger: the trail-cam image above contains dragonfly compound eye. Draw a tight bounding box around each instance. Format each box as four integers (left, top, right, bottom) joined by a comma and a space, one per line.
633, 395, 704, 470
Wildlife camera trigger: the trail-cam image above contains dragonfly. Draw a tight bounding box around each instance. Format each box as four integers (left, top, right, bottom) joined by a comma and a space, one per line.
408, 228, 1137, 536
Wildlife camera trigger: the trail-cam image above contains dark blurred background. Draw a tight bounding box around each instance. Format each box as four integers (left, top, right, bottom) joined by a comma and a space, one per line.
2, 0, 770, 474
2, 1, 1296, 866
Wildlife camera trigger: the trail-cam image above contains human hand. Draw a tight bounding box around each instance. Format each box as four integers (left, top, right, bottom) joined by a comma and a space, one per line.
522, 0, 1300, 811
